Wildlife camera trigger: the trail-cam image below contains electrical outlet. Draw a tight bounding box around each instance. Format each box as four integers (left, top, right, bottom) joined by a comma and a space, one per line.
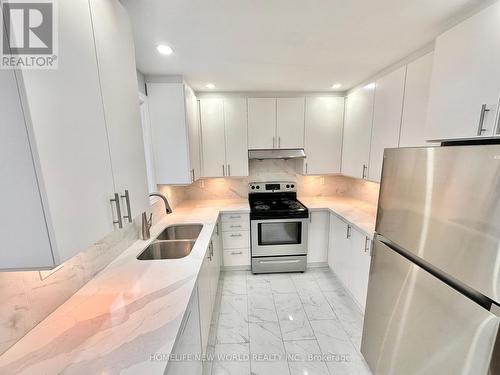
320, 177, 325, 185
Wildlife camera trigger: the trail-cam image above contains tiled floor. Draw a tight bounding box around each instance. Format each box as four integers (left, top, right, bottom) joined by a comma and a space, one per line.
205, 268, 372, 375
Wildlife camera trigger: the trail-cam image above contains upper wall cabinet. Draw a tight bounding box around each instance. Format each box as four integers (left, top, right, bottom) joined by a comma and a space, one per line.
368, 66, 406, 182
147, 83, 201, 184
89, 0, 150, 219
248, 97, 305, 149
399, 52, 434, 147
304, 97, 344, 175
200, 98, 248, 177
1, 0, 147, 270
426, 1, 500, 140
342, 86, 375, 179
277, 98, 305, 148
248, 98, 276, 149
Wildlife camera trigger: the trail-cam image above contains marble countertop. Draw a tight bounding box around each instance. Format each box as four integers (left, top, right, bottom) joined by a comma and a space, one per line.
0, 196, 376, 374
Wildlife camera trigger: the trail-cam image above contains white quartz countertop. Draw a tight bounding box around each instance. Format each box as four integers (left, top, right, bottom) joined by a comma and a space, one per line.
0, 196, 376, 374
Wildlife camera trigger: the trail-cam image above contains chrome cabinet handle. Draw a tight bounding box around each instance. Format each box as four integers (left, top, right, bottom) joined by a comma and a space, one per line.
258, 259, 300, 264
230, 234, 243, 237
362, 164, 367, 179
230, 225, 242, 228
305, 162, 308, 175
222, 165, 225, 176
216, 222, 220, 235
364, 237, 370, 253
278, 137, 281, 148
229, 215, 241, 219
208, 241, 213, 260
191, 168, 195, 182
231, 251, 243, 255
121, 190, 132, 223
227, 164, 231, 176
110, 193, 123, 228
346, 225, 351, 239
477, 104, 491, 135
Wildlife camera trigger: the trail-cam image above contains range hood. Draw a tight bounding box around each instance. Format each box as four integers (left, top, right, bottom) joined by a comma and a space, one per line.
248, 148, 306, 160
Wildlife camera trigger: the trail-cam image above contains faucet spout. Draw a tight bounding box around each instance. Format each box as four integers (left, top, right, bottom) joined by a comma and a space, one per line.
149, 192, 173, 214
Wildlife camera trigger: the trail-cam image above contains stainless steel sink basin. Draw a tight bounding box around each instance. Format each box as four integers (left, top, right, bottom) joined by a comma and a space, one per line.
137, 240, 195, 260
156, 224, 203, 241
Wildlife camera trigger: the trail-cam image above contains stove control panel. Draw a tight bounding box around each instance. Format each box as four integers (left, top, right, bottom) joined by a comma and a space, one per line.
249, 181, 296, 193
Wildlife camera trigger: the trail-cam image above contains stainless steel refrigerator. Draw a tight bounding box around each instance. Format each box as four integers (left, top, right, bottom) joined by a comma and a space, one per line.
361, 145, 500, 375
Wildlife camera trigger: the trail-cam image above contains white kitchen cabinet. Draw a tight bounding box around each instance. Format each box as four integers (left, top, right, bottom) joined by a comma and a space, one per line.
165, 288, 202, 375
304, 97, 344, 174
328, 214, 372, 310
248, 98, 276, 149
368, 66, 406, 182
399, 52, 434, 147
426, 1, 500, 140
185, 86, 202, 182
199, 98, 248, 177
307, 211, 330, 264
223, 98, 249, 176
200, 98, 226, 177
147, 82, 201, 184
221, 213, 251, 268
5, 0, 118, 269
277, 98, 305, 148
89, 0, 150, 219
342, 86, 375, 179
209, 222, 222, 312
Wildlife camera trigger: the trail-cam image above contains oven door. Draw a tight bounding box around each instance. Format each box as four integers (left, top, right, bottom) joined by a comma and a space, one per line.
251, 218, 308, 257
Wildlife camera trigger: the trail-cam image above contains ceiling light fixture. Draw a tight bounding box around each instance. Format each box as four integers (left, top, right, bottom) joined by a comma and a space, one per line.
206, 83, 216, 89
331, 83, 342, 89
156, 44, 173, 55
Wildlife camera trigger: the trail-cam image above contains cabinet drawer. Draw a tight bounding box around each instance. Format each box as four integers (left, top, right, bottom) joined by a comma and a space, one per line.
221, 221, 250, 232
223, 248, 250, 266
222, 231, 250, 249
221, 213, 249, 222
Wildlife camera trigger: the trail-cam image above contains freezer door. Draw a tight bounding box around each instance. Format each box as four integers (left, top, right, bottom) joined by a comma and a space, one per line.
377, 145, 500, 302
362, 239, 500, 375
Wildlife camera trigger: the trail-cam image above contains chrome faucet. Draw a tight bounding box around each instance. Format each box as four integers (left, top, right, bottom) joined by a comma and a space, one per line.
141, 212, 152, 240
149, 192, 173, 214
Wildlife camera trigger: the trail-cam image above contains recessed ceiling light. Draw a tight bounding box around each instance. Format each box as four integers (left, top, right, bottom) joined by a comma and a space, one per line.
156, 44, 173, 55
206, 83, 216, 89
331, 83, 342, 89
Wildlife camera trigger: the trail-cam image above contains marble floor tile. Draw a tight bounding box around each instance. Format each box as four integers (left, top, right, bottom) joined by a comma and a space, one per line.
274, 293, 315, 341
222, 272, 247, 296
299, 290, 336, 321
250, 359, 290, 375
217, 295, 249, 344
249, 322, 285, 356
284, 339, 330, 375
248, 293, 278, 323
310, 320, 371, 375
212, 343, 251, 375
323, 289, 363, 324
270, 277, 297, 294
247, 277, 272, 296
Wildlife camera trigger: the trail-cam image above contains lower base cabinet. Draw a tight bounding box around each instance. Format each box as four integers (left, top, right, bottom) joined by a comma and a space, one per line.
328, 214, 372, 310
308, 211, 330, 263
165, 288, 202, 375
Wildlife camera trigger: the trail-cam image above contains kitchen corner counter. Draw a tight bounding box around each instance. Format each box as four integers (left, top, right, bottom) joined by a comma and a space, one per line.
300, 196, 377, 238
0, 197, 376, 375
0, 199, 249, 375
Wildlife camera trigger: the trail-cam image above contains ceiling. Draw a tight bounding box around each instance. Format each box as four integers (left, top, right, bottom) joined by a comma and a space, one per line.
122, 0, 487, 92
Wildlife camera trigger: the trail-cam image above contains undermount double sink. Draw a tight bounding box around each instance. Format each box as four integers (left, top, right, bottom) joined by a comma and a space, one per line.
137, 224, 203, 260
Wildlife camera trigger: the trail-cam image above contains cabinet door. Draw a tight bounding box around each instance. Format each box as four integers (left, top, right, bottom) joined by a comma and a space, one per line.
277, 97, 305, 148
165, 288, 202, 375
17, 0, 115, 263
426, 1, 500, 140
198, 255, 212, 355
368, 67, 406, 182
147, 83, 192, 184
224, 98, 248, 176
248, 98, 276, 149
209, 224, 222, 311
329, 215, 351, 287
185, 85, 201, 182
89, 0, 149, 219
0, 70, 54, 269
342, 87, 374, 179
307, 211, 330, 263
304, 97, 344, 174
200, 98, 226, 177
399, 52, 434, 147
350, 230, 372, 310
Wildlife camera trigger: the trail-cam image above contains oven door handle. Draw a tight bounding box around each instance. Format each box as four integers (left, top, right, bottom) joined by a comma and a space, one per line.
256, 259, 301, 264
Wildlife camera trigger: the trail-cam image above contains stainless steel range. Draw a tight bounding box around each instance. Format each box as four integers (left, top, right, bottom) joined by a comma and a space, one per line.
249, 181, 309, 274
